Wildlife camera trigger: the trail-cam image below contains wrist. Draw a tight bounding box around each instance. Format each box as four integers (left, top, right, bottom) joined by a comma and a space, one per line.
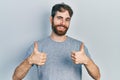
83, 56, 91, 65
27, 56, 33, 65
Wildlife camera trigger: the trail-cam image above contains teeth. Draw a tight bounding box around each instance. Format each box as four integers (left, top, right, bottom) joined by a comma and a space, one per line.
57, 26, 65, 30
60, 26, 64, 28
59, 27, 64, 29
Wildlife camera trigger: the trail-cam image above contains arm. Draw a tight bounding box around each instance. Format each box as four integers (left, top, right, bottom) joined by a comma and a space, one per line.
12, 42, 47, 80
84, 57, 101, 80
71, 43, 101, 80
12, 58, 32, 80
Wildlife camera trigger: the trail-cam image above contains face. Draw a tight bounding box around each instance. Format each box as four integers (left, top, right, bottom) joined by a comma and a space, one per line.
51, 10, 71, 36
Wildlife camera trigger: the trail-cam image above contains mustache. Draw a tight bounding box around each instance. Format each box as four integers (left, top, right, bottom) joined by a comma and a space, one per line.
56, 24, 68, 29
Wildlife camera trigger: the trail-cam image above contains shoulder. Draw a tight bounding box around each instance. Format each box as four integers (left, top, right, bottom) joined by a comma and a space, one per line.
36, 36, 52, 49
67, 36, 90, 56
67, 36, 82, 44
69, 36, 91, 57
37, 36, 50, 44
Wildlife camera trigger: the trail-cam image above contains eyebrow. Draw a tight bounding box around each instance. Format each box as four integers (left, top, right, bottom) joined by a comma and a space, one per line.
56, 16, 71, 20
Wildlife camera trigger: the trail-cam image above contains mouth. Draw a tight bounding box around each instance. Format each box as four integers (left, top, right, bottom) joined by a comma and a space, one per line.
56, 25, 68, 31
57, 26, 66, 31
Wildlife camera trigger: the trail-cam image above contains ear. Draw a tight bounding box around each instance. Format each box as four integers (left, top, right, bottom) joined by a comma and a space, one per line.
50, 16, 53, 25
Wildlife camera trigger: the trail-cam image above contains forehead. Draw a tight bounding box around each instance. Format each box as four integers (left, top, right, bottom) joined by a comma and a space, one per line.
55, 10, 70, 18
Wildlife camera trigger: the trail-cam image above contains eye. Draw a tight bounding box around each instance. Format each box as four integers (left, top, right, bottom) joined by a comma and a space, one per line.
66, 18, 71, 22
57, 16, 62, 19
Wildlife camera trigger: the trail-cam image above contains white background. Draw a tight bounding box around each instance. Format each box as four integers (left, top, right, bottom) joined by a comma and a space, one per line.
0, 0, 120, 80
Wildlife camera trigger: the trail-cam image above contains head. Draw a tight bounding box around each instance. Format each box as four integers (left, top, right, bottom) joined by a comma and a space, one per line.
50, 3, 73, 36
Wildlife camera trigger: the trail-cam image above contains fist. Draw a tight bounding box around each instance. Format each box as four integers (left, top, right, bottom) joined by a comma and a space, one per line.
71, 43, 89, 64
28, 41, 47, 66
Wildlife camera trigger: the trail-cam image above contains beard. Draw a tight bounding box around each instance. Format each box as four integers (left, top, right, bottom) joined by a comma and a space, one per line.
51, 21, 69, 36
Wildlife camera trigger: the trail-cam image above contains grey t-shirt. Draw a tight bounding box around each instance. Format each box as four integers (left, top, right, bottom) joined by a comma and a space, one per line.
25, 36, 90, 80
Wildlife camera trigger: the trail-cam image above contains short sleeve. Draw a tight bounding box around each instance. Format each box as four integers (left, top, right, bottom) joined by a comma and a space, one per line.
23, 43, 34, 60
84, 44, 91, 58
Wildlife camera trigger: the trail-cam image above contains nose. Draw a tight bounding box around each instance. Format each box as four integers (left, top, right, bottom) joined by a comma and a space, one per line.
60, 19, 65, 26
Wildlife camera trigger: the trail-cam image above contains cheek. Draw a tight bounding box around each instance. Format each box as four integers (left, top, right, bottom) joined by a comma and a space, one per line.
53, 18, 60, 23
66, 22, 70, 27
53, 20, 60, 26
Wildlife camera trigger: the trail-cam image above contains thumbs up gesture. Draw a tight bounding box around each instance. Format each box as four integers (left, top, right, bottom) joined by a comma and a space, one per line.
71, 43, 89, 65
28, 41, 47, 66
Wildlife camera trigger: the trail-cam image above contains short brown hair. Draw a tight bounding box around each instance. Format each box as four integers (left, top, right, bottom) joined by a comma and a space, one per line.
51, 3, 73, 18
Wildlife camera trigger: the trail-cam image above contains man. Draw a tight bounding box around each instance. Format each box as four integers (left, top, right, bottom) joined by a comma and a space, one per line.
13, 3, 100, 80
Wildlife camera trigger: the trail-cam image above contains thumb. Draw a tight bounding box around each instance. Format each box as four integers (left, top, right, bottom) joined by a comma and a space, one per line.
34, 41, 39, 52
80, 42, 84, 52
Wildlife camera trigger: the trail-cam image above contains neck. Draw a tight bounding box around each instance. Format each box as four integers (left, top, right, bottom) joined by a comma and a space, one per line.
50, 32, 67, 42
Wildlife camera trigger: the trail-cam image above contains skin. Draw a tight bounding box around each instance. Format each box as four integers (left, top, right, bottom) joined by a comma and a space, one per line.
12, 10, 100, 80
50, 11, 71, 42
71, 43, 100, 80
12, 42, 47, 80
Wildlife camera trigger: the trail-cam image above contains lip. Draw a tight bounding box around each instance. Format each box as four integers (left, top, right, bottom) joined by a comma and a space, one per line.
57, 26, 66, 31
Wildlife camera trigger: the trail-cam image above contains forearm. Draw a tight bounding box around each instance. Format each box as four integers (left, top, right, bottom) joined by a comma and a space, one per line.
84, 58, 101, 80
12, 58, 32, 80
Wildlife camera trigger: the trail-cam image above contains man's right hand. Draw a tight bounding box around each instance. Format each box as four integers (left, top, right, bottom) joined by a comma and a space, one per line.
28, 41, 47, 66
